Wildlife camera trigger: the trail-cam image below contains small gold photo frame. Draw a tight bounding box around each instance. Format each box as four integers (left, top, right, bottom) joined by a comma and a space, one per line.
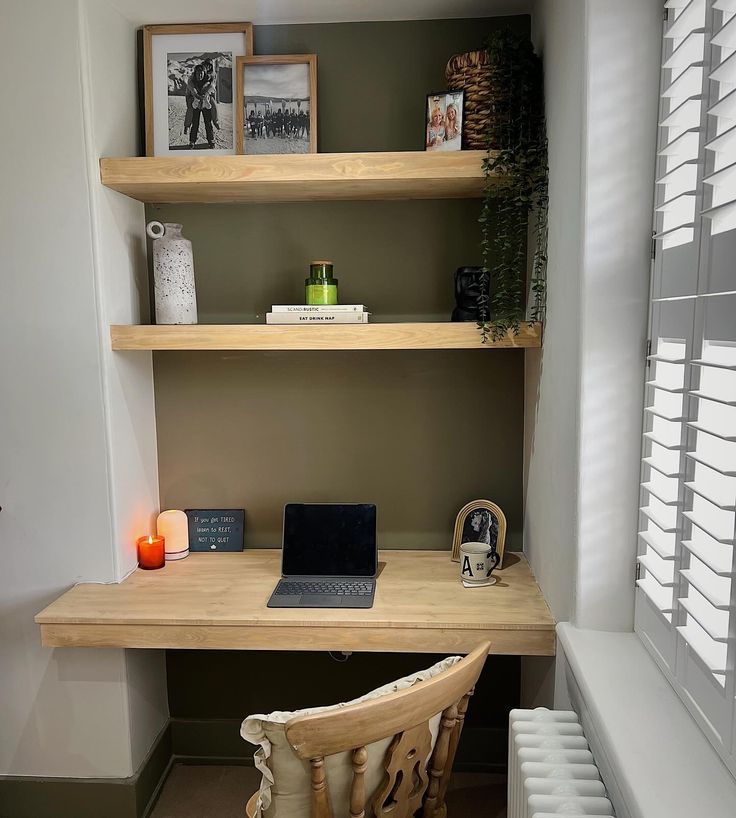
451, 500, 507, 565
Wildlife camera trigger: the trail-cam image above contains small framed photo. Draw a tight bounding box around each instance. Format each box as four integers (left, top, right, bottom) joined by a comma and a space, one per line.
425, 90, 464, 152
451, 500, 507, 565
235, 55, 317, 155
143, 23, 254, 156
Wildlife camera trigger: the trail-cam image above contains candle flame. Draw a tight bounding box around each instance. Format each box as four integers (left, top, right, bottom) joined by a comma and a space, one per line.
148, 535, 154, 544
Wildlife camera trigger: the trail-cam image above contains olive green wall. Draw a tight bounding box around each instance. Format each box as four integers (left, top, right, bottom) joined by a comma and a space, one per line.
151, 16, 530, 550
151, 16, 529, 760
155, 347, 524, 550
251, 17, 529, 153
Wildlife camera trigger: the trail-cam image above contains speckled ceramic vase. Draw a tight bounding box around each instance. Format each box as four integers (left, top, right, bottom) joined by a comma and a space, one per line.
146, 221, 198, 325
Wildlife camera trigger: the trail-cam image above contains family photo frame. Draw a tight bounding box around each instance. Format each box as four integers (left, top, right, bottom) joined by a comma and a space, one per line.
235, 55, 317, 155
425, 89, 464, 152
451, 499, 507, 565
143, 22, 254, 157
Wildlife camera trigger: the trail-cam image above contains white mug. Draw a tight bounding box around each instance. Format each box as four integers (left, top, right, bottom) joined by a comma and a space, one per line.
460, 541, 500, 584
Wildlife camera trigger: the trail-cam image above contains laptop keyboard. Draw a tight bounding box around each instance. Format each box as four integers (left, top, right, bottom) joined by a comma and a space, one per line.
277, 580, 373, 596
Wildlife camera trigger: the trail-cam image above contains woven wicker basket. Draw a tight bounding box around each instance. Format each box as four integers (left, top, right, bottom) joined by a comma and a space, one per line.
445, 49, 491, 150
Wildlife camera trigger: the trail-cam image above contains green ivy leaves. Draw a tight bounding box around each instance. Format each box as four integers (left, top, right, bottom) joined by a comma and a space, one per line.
478, 30, 548, 342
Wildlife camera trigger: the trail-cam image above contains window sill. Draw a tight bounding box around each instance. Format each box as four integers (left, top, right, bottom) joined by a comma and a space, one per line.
557, 623, 736, 818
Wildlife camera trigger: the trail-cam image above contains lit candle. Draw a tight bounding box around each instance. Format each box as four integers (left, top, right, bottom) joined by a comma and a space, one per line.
137, 535, 165, 570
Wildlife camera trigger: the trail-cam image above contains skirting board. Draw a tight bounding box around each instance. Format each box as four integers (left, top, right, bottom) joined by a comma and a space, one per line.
0, 725, 172, 818
0, 719, 507, 817
170, 717, 508, 773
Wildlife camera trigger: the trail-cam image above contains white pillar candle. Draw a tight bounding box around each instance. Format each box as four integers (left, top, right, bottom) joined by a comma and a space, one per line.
157, 510, 190, 561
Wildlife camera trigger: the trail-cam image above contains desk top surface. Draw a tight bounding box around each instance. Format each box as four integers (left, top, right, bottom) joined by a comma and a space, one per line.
36, 550, 555, 655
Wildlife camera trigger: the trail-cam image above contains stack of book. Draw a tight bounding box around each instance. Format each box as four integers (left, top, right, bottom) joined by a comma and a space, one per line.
266, 305, 369, 324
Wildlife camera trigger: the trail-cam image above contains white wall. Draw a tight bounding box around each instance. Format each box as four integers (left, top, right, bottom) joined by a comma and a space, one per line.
525, 0, 585, 624
574, 0, 660, 630
525, 0, 660, 633
80, 0, 169, 770
0, 0, 166, 778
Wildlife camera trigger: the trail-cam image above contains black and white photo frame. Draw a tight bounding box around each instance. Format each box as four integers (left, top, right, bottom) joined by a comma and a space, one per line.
143, 23, 253, 156
451, 499, 507, 565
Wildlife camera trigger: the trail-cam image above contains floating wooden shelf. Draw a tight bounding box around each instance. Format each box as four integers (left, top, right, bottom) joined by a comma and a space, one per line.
99, 150, 492, 203
110, 322, 541, 351
35, 551, 555, 655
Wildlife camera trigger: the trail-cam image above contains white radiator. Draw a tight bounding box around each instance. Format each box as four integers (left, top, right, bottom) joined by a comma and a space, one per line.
508, 708, 615, 818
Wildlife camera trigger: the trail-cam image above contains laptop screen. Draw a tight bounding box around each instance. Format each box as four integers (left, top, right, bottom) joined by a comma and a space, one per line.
282, 503, 377, 577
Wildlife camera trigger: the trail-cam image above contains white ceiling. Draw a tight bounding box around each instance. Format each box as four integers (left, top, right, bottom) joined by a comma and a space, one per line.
110, 0, 532, 26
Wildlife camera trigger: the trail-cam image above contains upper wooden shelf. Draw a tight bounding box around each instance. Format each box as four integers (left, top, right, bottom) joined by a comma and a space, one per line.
99, 151, 491, 204
110, 322, 541, 351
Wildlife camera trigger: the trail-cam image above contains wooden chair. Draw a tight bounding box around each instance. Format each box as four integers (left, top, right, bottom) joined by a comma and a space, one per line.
245, 642, 490, 818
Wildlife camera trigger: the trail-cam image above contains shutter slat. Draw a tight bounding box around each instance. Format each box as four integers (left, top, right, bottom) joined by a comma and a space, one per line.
707, 86, 736, 119
704, 121, 736, 156
686, 450, 736, 476
703, 158, 736, 186
691, 389, 736, 406
664, 31, 706, 73
679, 596, 731, 642
680, 567, 732, 609
661, 95, 704, 129
710, 48, 736, 83
644, 431, 686, 450
656, 191, 697, 210
643, 455, 684, 478
645, 406, 688, 422
648, 348, 688, 363
712, 13, 736, 48
691, 356, 736, 370
685, 480, 736, 510
701, 199, 736, 233
637, 578, 676, 613
643, 481, 681, 506
638, 554, 676, 586
676, 624, 727, 674
641, 505, 679, 532
687, 420, 736, 440
639, 528, 677, 559
659, 127, 701, 156
682, 537, 735, 575
647, 379, 687, 393
713, 0, 736, 13
665, 0, 706, 41
683, 511, 735, 545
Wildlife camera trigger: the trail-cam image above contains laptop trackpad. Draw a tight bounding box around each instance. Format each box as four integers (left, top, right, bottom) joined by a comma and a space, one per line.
300, 594, 342, 607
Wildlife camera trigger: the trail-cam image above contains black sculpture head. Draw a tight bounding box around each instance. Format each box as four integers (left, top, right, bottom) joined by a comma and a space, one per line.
451, 266, 487, 322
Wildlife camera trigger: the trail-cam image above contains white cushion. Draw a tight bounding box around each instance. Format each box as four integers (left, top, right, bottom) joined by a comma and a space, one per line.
240, 655, 462, 818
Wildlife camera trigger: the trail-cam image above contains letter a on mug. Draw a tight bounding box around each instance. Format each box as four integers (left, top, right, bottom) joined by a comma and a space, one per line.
462, 555, 472, 576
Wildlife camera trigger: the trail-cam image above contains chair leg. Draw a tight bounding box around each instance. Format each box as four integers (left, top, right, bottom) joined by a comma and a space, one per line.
423, 703, 458, 818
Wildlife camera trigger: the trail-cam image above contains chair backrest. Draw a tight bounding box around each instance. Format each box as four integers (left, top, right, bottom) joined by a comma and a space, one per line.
284, 642, 490, 818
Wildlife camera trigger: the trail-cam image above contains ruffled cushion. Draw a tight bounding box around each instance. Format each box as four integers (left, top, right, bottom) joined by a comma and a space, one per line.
240, 655, 462, 818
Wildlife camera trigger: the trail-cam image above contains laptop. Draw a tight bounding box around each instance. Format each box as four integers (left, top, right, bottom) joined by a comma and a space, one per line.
267, 503, 377, 609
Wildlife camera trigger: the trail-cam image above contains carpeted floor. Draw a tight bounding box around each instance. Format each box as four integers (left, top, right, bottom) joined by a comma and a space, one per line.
149, 764, 506, 818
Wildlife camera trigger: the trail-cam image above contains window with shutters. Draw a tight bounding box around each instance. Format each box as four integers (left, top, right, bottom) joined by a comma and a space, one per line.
635, 0, 736, 776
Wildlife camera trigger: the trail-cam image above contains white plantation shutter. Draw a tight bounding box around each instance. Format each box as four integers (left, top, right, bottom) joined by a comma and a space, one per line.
636, 0, 736, 776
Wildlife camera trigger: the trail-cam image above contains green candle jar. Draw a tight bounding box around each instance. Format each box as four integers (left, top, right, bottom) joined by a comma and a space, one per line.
305, 261, 338, 305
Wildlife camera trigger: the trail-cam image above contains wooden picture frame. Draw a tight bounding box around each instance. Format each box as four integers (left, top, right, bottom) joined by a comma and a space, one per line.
451, 500, 507, 565
235, 55, 317, 155
143, 22, 254, 156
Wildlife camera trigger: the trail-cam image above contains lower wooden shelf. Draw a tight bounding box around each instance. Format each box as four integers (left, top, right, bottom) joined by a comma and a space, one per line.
110, 322, 541, 351
35, 550, 555, 655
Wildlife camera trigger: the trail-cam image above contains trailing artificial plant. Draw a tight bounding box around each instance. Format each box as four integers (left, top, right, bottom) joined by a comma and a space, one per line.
478, 29, 548, 342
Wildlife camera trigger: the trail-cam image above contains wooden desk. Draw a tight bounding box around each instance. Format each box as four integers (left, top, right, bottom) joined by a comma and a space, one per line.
35, 551, 555, 655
